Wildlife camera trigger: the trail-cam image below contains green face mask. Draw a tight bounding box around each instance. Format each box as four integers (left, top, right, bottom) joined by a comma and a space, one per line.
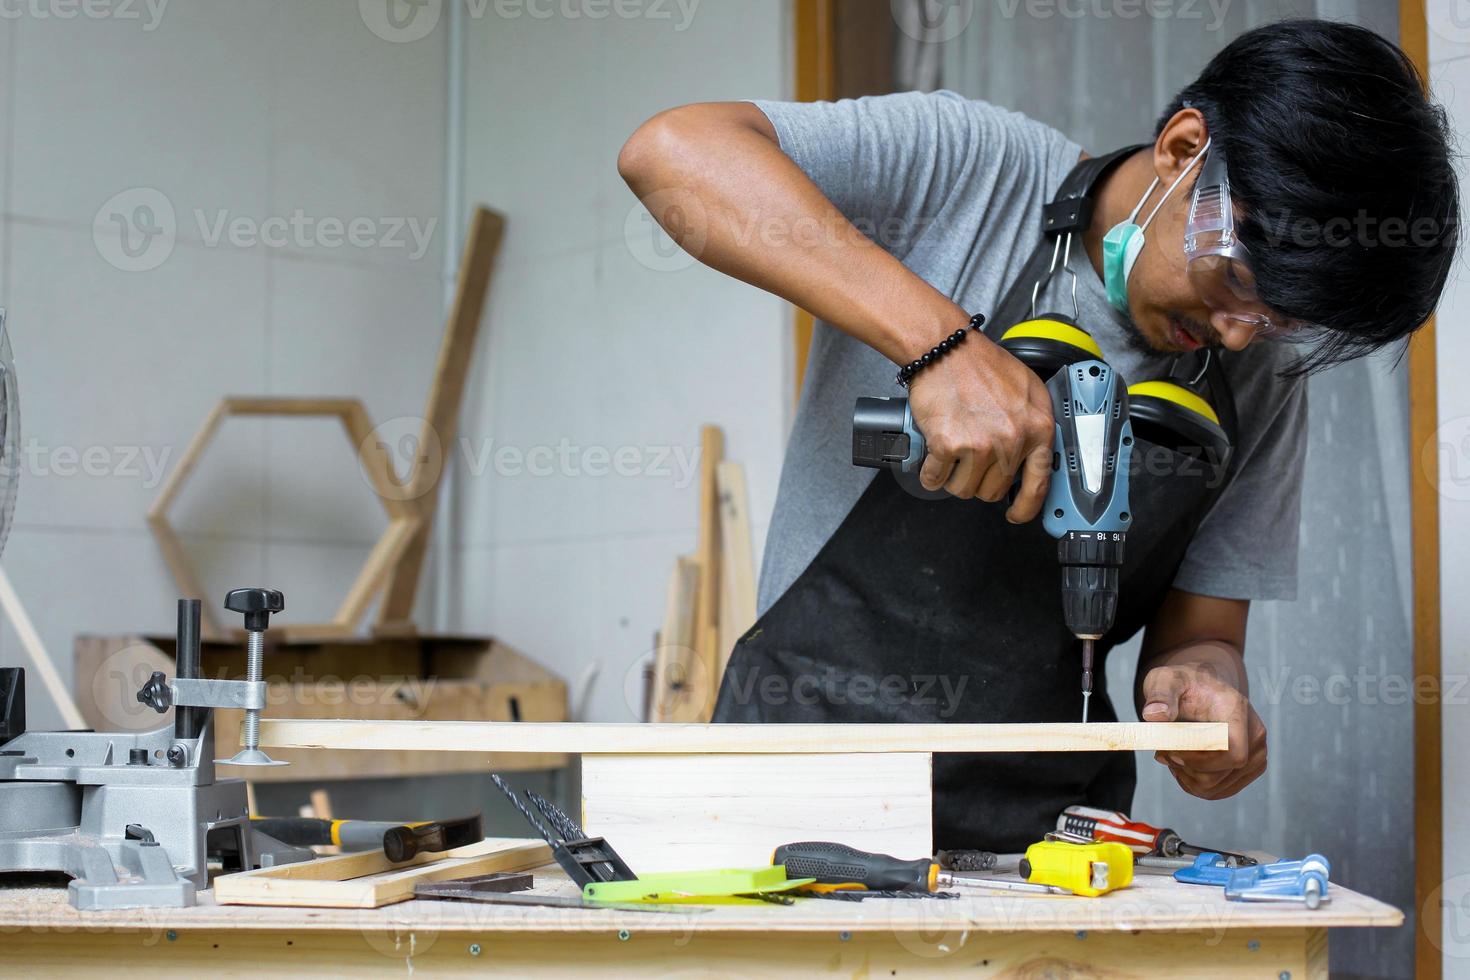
1102, 141, 1211, 317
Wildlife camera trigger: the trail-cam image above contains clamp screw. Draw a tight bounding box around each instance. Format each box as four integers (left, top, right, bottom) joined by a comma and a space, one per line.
216, 588, 288, 768
468, 944, 481, 956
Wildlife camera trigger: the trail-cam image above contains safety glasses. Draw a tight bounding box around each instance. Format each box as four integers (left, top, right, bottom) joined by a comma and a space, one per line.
1184, 147, 1309, 341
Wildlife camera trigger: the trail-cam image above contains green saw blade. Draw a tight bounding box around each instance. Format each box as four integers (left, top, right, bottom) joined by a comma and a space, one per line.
583, 867, 816, 904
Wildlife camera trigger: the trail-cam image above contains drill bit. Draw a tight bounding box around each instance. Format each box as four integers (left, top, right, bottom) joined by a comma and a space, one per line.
1080, 638, 1095, 723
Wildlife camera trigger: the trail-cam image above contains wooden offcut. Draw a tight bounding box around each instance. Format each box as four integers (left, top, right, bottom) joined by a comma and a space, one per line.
650, 555, 699, 722
256, 719, 1227, 755
581, 752, 930, 874
145, 396, 421, 640
213, 838, 549, 909
378, 207, 506, 627
689, 424, 724, 719
715, 461, 757, 677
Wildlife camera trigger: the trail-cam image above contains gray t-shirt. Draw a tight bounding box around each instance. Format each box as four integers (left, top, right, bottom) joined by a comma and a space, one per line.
754, 91, 1308, 617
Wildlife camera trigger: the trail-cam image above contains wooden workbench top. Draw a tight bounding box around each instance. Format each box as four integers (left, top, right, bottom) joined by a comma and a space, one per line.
0, 863, 1402, 936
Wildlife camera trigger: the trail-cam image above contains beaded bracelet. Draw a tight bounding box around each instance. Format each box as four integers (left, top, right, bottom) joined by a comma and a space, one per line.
894, 313, 988, 388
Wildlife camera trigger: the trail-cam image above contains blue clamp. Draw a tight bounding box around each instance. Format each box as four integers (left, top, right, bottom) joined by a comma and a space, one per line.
1173, 852, 1235, 887
1176, 853, 1331, 909
1224, 854, 1331, 909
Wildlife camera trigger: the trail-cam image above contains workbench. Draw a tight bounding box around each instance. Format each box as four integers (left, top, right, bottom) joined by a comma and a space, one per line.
0, 860, 1400, 977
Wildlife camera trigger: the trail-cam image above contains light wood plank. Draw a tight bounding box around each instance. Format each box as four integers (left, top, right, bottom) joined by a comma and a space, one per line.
650, 555, 699, 723
1400, 5, 1443, 976
0, 863, 1403, 934
213, 838, 549, 908
0, 567, 85, 728
378, 207, 506, 623
582, 752, 930, 874
715, 461, 756, 680
689, 425, 723, 721
0, 926, 1325, 978
257, 719, 1227, 754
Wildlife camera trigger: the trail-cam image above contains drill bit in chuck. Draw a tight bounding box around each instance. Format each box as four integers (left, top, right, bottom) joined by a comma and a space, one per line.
1080, 638, 1095, 723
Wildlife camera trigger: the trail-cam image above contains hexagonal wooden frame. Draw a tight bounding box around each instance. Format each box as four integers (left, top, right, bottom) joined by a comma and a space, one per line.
146, 396, 421, 640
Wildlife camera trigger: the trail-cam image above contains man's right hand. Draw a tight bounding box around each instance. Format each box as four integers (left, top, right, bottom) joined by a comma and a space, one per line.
907, 331, 1056, 522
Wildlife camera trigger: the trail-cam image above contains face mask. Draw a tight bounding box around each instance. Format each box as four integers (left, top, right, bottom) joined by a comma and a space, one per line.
1102, 140, 1211, 316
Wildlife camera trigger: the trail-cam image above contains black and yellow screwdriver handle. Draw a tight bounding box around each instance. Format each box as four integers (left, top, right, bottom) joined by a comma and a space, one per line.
773, 841, 940, 892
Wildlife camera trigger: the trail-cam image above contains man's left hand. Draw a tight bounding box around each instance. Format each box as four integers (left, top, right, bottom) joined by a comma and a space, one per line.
1140, 663, 1266, 800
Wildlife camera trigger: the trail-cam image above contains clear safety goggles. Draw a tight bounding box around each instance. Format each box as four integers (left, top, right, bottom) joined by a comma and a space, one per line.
1184, 148, 1310, 341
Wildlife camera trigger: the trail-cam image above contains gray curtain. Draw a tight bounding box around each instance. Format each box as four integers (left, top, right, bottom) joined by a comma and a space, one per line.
911, 3, 1414, 977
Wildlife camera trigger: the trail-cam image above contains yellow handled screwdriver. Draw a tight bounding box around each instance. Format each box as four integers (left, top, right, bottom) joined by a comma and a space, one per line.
773, 841, 1069, 896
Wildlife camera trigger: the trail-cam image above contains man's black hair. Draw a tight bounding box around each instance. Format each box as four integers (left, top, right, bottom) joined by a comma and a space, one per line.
1158, 19, 1460, 373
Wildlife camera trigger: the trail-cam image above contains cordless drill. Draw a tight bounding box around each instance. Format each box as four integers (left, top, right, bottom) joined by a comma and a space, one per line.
852, 359, 1134, 721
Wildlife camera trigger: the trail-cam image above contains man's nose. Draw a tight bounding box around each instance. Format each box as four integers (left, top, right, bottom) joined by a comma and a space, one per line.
1212, 314, 1256, 351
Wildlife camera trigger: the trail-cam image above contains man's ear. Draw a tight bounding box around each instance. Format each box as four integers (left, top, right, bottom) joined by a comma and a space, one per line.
1153, 108, 1209, 183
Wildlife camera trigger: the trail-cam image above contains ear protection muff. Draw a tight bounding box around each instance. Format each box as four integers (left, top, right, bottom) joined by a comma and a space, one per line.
1000, 315, 1233, 468
1125, 353, 1233, 468
997, 314, 1103, 379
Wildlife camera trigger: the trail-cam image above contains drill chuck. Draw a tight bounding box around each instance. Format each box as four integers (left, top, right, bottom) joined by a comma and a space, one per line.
1058, 531, 1125, 639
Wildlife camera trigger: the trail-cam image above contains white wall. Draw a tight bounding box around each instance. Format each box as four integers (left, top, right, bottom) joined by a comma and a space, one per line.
1429, 2, 1470, 975
453, 1, 791, 723
0, 0, 448, 728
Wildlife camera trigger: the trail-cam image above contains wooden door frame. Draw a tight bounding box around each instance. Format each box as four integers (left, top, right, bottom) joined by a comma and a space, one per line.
1399, 5, 1443, 977
792, 0, 835, 399
793, 4, 1445, 975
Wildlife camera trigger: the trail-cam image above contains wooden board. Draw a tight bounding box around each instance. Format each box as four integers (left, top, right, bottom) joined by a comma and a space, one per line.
379, 207, 506, 624
0, 924, 1332, 978
689, 425, 723, 721
257, 719, 1227, 755
0, 858, 1403, 933
715, 461, 756, 679
581, 752, 930, 874
213, 838, 549, 908
650, 555, 699, 723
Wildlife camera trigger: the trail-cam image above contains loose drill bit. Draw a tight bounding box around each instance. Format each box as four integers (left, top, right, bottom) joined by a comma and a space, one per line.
1080, 638, 1095, 723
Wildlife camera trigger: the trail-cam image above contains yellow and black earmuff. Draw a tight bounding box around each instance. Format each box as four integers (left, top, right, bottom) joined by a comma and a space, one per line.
997, 313, 1102, 378
1125, 352, 1233, 468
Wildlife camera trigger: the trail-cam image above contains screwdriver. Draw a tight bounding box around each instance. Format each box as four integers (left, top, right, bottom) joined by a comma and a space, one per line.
1057, 805, 1257, 867
773, 841, 1069, 896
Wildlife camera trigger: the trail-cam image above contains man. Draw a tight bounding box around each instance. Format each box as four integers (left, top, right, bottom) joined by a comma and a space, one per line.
618, 20, 1458, 849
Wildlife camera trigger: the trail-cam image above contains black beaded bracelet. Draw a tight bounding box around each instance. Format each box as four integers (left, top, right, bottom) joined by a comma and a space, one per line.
894, 313, 987, 388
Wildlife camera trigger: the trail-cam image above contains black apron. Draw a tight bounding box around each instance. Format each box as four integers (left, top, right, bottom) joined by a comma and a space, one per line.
712, 150, 1240, 853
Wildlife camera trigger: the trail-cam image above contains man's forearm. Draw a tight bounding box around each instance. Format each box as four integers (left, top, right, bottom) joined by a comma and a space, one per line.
618, 102, 966, 365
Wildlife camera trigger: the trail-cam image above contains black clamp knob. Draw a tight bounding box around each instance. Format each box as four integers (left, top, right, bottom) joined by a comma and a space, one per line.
224, 588, 285, 632
136, 670, 172, 713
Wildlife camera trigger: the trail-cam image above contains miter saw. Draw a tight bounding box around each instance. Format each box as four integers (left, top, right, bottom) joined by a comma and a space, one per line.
0, 311, 312, 909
